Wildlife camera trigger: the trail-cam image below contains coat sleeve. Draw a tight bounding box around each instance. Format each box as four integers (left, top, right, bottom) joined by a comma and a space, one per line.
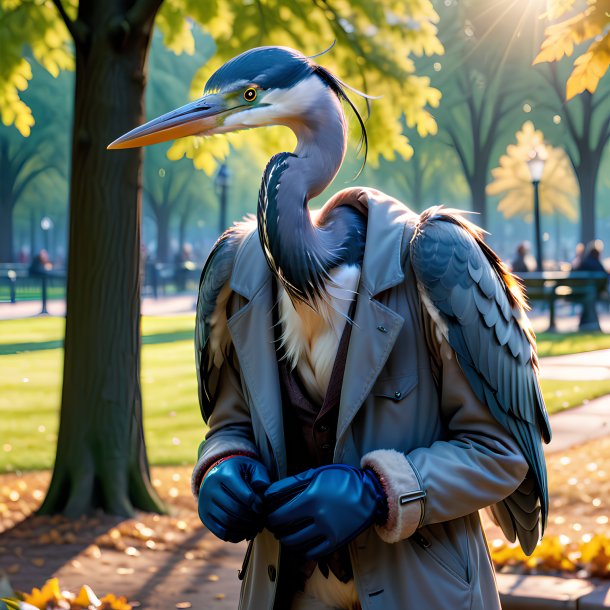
191, 341, 260, 497
362, 325, 529, 544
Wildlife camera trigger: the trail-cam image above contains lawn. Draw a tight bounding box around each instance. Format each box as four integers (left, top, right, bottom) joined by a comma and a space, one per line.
1, 315, 609, 473
536, 331, 610, 357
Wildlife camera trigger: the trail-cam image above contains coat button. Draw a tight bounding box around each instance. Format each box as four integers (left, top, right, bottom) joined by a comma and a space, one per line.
322, 443, 331, 451
377, 325, 388, 333
268, 565, 276, 581
394, 391, 402, 399
319, 425, 328, 432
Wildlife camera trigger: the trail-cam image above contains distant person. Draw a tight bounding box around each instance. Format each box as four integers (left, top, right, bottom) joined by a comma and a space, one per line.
571, 242, 585, 270
29, 249, 52, 276
574, 240, 608, 275
175, 243, 194, 291
511, 242, 535, 274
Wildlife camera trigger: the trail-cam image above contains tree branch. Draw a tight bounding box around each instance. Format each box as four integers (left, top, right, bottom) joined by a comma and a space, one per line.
109, 0, 163, 49
51, 0, 86, 45
125, 0, 164, 31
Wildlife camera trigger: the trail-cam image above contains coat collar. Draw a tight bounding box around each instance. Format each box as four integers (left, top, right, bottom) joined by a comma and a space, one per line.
229, 187, 417, 300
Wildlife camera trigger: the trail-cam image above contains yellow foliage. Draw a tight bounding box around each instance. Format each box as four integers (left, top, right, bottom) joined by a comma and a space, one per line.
534, 0, 610, 99
22, 578, 61, 609
99, 593, 132, 610
491, 533, 610, 578
13, 579, 132, 610
166, 0, 444, 169
567, 34, 610, 98
0, 0, 74, 135
487, 121, 578, 221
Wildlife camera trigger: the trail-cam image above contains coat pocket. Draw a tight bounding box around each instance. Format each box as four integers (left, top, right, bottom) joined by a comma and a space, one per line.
372, 373, 418, 402
411, 519, 471, 588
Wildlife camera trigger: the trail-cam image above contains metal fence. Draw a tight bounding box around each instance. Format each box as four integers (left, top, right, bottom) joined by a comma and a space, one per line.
0, 262, 202, 313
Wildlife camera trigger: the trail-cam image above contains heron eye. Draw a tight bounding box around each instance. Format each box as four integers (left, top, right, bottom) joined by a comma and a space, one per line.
244, 88, 257, 102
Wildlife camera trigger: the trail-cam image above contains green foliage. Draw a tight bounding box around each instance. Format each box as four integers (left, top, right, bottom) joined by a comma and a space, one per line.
0, 0, 73, 136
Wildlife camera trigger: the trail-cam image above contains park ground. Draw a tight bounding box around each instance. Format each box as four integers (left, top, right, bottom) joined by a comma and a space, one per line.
1, 300, 610, 606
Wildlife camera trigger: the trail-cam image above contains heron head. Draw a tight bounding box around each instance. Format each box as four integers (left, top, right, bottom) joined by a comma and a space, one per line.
108, 46, 349, 150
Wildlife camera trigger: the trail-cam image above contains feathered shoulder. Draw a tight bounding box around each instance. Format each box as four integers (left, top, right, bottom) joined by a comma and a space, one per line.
195, 220, 255, 421
410, 206, 551, 555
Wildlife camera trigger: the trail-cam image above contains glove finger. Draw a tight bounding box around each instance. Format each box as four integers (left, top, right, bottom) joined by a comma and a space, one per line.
264, 477, 311, 512
211, 497, 261, 531
206, 512, 254, 543
221, 479, 265, 514
247, 463, 271, 494
266, 493, 310, 532
276, 523, 321, 550
269, 515, 314, 539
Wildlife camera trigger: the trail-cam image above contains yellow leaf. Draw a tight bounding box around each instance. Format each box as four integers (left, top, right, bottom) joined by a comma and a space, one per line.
566, 34, 610, 99
22, 578, 61, 609
533, 4, 604, 64
74, 584, 101, 608
99, 593, 132, 610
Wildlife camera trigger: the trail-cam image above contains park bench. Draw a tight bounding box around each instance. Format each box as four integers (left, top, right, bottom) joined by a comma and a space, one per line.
518, 271, 608, 332
0, 264, 66, 313
143, 261, 200, 297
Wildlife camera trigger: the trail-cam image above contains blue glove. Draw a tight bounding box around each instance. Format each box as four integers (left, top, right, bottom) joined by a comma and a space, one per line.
198, 456, 271, 543
265, 464, 388, 559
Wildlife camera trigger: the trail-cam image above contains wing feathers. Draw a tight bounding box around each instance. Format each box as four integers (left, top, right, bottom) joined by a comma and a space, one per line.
195, 222, 253, 421
411, 207, 550, 555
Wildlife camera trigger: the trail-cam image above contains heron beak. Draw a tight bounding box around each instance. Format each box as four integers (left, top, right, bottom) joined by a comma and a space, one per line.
107, 94, 240, 150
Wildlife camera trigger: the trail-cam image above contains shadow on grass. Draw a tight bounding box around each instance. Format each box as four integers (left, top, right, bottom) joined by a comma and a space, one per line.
0, 331, 194, 356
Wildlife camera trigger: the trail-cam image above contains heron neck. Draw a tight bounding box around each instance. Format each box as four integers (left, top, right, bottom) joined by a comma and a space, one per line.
257, 90, 350, 302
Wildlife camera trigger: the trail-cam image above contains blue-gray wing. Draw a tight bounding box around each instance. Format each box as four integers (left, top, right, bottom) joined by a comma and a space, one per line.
195, 225, 248, 422
410, 207, 551, 556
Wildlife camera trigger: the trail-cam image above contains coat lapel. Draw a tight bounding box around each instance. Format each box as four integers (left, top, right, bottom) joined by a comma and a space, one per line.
335, 189, 417, 447
335, 296, 404, 445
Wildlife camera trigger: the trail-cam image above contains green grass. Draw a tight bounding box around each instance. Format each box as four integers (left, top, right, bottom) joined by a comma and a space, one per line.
1, 315, 609, 473
540, 378, 610, 415
536, 332, 610, 357
0, 285, 66, 302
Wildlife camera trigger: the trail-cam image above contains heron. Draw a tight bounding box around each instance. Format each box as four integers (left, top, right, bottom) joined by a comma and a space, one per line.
109, 45, 549, 609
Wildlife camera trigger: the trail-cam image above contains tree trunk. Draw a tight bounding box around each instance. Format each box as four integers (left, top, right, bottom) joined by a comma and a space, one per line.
40, 0, 164, 517
155, 207, 171, 263
30, 208, 37, 260
0, 202, 14, 263
575, 162, 597, 244
178, 204, 192, 252
470, 173, 488, 229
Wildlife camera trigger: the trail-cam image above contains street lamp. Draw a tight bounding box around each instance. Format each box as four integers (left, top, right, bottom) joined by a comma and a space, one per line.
526, 146, 547, 271
40, 216, 54, 253
214, 163, 231, 235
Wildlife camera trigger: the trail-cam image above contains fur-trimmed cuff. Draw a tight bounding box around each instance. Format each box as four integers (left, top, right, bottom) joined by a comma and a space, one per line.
191, 442, 258, 498
361, 449, 426, 544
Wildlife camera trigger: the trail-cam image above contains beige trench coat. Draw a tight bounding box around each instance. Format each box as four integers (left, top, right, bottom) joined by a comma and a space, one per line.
192, 189, 529, 610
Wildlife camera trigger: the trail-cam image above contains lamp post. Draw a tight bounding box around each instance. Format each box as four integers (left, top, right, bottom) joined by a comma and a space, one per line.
526, 147, 547, 271
40, 216, 54, 254
214, 163, 231, 235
